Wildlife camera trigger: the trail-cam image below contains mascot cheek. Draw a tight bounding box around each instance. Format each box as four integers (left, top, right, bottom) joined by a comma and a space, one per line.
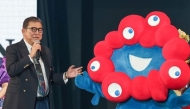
160, 60, 190, 90
162, 38, 190, 60
102, 72, 131, 102
104, 31, 124, 49
155, 25, 179, 47
148, 70, 168, 102
131, 76, 151, 100
94, 41, 113, 58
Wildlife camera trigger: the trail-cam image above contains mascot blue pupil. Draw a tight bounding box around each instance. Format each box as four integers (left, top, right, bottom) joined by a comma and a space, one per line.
153, 16, 158, 21
175, 71, 180, 76
128, 29, 133, 34
115, 90, 120, 96
91, 66, 95, 70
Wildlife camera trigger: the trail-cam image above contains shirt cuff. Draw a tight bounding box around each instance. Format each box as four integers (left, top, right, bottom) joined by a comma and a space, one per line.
63, 72, 68, 84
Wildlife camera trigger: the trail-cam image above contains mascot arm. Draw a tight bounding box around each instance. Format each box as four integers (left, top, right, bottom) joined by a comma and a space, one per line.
75, 71, 104, 105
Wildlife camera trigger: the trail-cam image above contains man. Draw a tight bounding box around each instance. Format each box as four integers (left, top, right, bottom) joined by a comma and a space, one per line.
2, 16, 82, 109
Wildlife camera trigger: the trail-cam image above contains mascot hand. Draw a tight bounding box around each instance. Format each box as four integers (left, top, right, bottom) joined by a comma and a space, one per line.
167, 88, 190, 108
75, 71, 104, 105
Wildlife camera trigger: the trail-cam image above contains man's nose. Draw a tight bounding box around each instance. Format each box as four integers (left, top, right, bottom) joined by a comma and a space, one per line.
34, 30, 40, 34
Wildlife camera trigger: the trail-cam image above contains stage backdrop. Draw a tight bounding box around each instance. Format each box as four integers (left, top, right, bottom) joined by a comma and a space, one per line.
38, 0, 190, 109
0, 0, 37, 57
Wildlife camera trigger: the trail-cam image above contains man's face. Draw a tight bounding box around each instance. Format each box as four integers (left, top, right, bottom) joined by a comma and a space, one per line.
22, 21, 43, 45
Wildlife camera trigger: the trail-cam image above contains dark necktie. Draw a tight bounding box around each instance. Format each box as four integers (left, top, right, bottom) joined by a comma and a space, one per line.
33, 57, 46, 96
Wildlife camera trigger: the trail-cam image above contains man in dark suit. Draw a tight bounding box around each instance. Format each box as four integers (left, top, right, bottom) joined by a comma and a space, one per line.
2, 16, 82, 109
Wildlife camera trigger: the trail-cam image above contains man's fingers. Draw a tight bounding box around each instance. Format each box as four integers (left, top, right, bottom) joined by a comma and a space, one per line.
76, 67, 83, 73
77, 68, 82, 71
69, 65, 75, 69
76, 66, 83, 70
78, 71, 83, 75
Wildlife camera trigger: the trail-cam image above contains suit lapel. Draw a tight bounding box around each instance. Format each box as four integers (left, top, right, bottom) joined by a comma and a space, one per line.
19, 39, 37, 77
19, 39, 30, 57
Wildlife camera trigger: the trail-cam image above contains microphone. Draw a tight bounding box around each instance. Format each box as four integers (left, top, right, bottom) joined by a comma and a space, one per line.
34, 40, 41, 60
36, 49, 40, 60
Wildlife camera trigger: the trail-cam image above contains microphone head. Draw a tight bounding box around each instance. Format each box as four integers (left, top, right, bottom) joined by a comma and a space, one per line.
33, 40, 41, 60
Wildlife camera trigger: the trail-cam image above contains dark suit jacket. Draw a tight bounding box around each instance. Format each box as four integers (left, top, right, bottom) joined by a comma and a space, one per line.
3, 39, 64, 109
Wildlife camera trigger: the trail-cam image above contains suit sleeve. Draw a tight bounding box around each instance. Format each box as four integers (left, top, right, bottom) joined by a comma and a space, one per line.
6, 45, 33, 77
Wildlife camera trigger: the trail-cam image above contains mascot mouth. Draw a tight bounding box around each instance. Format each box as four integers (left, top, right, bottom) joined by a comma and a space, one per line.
129, 54, 152, 71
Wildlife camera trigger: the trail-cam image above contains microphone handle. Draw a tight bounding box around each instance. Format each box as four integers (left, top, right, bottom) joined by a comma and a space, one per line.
36, 50, 40, 60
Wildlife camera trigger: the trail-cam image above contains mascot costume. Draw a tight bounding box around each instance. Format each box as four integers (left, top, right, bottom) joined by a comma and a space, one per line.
75, 11, 190, 109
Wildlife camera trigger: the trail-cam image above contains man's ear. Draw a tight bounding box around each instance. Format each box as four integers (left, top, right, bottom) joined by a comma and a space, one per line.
22, 28, 26, 35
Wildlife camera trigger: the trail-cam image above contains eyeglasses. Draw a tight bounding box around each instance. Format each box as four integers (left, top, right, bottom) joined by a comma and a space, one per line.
26, 27, 43, 33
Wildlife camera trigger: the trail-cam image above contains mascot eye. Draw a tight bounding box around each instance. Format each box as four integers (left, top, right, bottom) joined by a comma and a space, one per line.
168, 66, 181, 79
90, 61, 100, 72
108, 83, 122, 97
148, 15, 160, 26
123, 27, 134, 39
